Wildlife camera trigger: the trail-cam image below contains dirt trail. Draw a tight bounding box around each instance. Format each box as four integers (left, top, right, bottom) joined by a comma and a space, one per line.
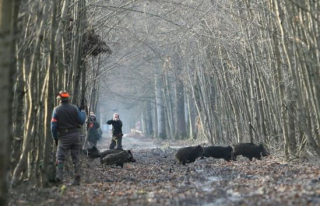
97, 133, 161, 150
9, 135, 320, 206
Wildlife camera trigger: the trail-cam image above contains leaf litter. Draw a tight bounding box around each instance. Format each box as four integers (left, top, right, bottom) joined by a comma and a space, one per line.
9, 136, 320, 206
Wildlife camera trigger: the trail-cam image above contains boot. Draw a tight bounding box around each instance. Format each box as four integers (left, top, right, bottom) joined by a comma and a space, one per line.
109, 138, 116, 149
72, 162, 81, 185
55, 163, 63, 183
71, 175, 81, 186
116, 137, 123, 150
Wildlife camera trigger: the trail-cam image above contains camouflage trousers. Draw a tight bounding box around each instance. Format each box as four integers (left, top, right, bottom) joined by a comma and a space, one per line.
109, 135, 123, 150
56, 132, 82, 177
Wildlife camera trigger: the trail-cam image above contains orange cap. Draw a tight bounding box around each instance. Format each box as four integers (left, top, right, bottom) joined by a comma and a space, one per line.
58, 91, 70, 98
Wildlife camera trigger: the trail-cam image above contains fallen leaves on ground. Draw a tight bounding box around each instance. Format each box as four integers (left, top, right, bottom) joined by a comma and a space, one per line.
9, 138, 320, 206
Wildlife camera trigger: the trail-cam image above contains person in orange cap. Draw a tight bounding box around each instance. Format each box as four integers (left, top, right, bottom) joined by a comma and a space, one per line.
51, 91, 86, 185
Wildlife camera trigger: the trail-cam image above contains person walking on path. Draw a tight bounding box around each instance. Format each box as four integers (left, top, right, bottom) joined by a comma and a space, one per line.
107, 113, 123, 150
51, 91, 86, 185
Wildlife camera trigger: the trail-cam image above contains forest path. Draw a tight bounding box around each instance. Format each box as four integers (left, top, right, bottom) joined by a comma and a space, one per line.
9, 137, 320, 206
97, 133, 162, 151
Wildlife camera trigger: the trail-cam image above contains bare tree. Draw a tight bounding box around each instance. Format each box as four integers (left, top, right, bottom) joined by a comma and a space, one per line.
0, 0, 20, 203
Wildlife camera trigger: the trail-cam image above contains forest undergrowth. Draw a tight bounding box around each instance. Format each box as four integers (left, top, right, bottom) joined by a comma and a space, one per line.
9, 136, 320, 206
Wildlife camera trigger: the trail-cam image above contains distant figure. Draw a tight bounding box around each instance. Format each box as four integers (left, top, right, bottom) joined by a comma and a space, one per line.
51, 91, 86, 185
107, 113, 123, 149
87, 112, 100, 147
135, 121, 141, 130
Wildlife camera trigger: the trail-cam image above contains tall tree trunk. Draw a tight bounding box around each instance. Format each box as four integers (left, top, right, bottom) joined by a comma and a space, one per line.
155, 70, 166, 139
72, 0, 86, 104
0, 0, 19, 204
287, 89, 297, 156
145, 101, 153, 136
42, 0, 57, 187
186, 92, 195, 139
163, 70, 174, 139
11, 3, 47, 186
187, 61, 207, 140
11, 0, 24, 173
175, 80, 187, 139
55, 0, 70, 91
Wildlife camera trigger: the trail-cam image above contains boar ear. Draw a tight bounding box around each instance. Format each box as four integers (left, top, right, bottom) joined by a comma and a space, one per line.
127, 150, 133, 156
259, 143, 268, 150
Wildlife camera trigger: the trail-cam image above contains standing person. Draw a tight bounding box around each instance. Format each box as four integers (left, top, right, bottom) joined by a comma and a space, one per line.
87, 112, 100, 147
51, 91, 86, 185
107, 113, 123, 150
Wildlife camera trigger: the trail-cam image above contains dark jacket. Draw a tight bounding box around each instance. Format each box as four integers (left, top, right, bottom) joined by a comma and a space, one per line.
87, 121, 100, 142
51, 102, 86, 139
107, 119, 122, 136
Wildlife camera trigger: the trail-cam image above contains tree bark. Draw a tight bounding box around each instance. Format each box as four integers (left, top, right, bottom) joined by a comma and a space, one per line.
11, 2, 47, 186
175, 79, 187, 139
42, 0, 57, 187
0, 0, 19, 204
155, 68, 166, 139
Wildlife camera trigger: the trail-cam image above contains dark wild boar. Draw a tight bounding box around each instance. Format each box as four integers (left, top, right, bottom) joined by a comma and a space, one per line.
83, 146, 101, 158
175, 145, 204, 165
100, 149, 124, 158
100, 149, 136, 162
203, 146, 233, 161
101, 150, 133, 168
232, 143, 269, 161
